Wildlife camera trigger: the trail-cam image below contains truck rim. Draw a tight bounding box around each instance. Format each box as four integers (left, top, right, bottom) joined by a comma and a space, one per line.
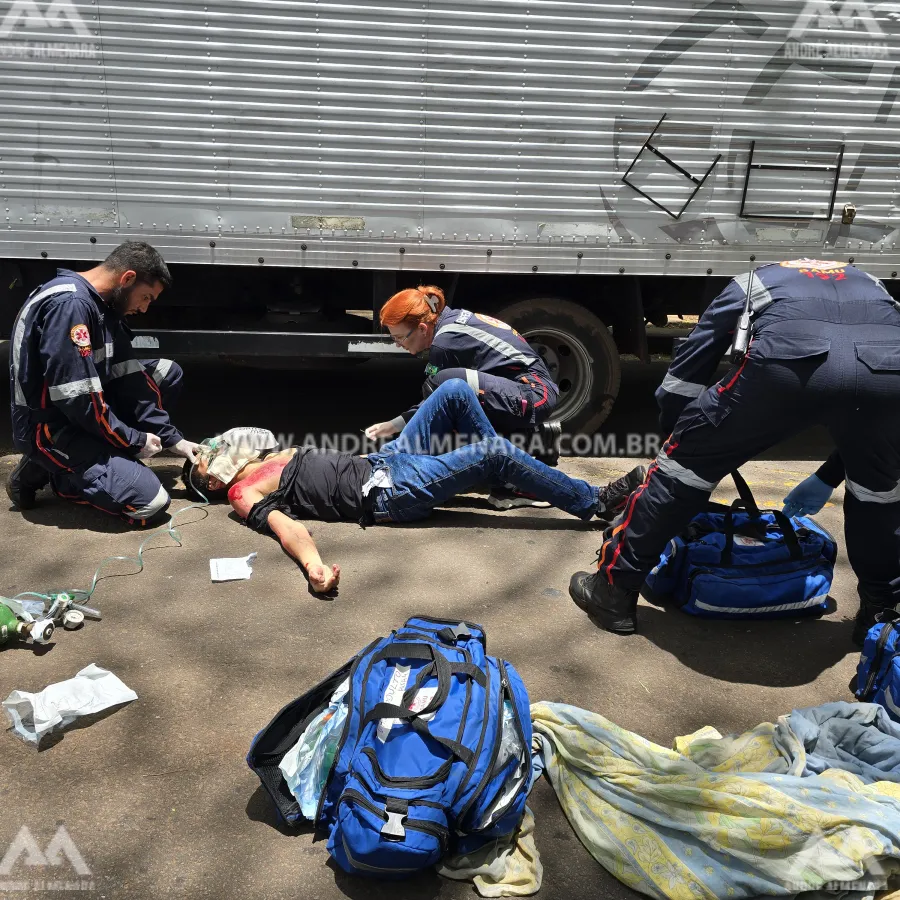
522, 327, 594, 424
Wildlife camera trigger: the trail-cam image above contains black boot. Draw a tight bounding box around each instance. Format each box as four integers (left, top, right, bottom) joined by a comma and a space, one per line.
568, 570, 638, 635
597, 465, 647, 520
5, 455, 50, 510
852, 587, 895, 648
533, 421, 562, 467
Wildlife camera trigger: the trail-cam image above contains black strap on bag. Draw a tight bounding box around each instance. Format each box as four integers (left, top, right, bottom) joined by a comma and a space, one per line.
361, 641, 483, 765
721, 471, 802, 565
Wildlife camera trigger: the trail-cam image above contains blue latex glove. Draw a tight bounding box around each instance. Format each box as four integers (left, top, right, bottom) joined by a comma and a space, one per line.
782, 474, 834, 519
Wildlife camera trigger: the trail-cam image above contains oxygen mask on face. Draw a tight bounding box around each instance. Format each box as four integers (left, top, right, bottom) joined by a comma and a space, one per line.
197, 427, 279, 485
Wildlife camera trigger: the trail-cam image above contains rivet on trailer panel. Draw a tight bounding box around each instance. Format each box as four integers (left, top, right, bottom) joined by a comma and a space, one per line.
665, 253, 671, 260
352, 260, 358, 267
399, 247, 405, 254
209, 241, 216, 248
486, 249, 492, 256
849, 257, 855, 263
750, 255, 756, 261
258, 257, 264, 264
41, 251, 48, 258
707, 268, 713, 275
301, 244, 308, 251
90, 237, 97, 244
892, 272, 897, 278
619, 267, 625, 274
439, 264, 446, 270
532, 265, 538, 272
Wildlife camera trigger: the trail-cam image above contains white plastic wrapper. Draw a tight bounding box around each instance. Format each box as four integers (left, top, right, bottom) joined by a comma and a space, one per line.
3, 663, 138, 746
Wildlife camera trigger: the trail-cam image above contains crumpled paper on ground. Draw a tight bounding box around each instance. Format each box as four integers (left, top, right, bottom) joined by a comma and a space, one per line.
3, 663, 138, 745
438, 806, 541, 896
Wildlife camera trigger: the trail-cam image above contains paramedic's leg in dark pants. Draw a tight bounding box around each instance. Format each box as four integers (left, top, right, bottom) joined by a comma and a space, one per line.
571, 353, 826, 634
49, 437, 171, 526
832, 392, 900, 644
370, 438, 600, 522
423, 367, 557, 432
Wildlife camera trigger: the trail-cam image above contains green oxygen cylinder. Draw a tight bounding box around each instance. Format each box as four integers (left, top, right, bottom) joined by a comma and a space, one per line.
0, 602, 21, 645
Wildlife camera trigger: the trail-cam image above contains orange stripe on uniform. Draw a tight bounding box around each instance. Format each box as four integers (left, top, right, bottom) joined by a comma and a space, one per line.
35, 425, 71, 471
143, 372, 163, 409
90, 390, 129, 448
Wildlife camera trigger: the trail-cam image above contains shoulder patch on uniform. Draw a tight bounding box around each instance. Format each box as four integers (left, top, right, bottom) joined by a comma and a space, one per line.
69, 323, 92, 357
475, 313, 511, 330
780, 258, 847, 280
780, 259, 846, 271
456, 309, 473, 325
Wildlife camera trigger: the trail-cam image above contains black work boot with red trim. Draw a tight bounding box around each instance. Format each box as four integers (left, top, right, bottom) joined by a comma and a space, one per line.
596, 464, 647, 520
5, 455, 50, 510
568, 570, 638, 635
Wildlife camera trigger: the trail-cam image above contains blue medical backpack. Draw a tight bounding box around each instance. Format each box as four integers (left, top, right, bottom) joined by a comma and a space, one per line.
854, 610, 900, 722
247, 616, 532, 878
641, 472, 837, 619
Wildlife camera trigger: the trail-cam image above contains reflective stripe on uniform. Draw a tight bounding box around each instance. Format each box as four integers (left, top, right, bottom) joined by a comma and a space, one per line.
660, 373, 704, 398
109, 359, 145, 380
437, 324, 537, 368
93, 342, 115, 363
12, 283, 78, 406
465, 368, 480, 394
128, 484, 169, 518
149, 358, 173, 385
845, 476, 900, 504
48, 377, 103, 401
654, 451, 719, 492
732, 272, 775, 315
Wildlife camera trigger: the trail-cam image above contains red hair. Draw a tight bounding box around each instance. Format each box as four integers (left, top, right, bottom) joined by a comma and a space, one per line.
380, 285, 446, 328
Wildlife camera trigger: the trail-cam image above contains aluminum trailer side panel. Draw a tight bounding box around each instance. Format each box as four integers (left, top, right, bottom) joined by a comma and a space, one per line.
0, 0, 898, 277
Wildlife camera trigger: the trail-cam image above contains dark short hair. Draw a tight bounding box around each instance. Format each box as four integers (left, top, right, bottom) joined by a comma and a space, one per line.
182, 459, 213, 502
103, 241, 172, 290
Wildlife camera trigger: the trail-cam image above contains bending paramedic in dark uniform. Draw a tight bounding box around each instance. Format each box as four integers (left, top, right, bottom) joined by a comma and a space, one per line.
6, 241, 199, 525
568, 259, 900, 645
364, 285, 561, 507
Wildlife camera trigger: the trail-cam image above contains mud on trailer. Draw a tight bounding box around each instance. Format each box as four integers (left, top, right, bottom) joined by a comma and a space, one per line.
1, 0, 899, 432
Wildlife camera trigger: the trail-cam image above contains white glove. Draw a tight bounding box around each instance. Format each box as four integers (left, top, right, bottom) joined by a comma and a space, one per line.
137, 433, 163, 459
172, 439, 201, 464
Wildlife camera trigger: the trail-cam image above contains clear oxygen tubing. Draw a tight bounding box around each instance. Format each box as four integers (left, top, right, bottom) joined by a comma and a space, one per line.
10, 462, 211, 613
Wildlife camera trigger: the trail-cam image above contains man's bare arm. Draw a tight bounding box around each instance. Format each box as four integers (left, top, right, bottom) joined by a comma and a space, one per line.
267, 510, 340, 593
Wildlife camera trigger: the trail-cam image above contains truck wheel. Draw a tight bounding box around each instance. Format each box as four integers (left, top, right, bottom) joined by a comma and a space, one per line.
496, 297, 621, 434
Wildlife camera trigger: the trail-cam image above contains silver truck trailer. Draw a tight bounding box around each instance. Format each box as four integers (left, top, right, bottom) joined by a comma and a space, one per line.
1, 0, 898, 430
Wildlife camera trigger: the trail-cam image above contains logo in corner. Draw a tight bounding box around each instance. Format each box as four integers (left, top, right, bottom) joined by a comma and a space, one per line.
0, 824, 93, 889
0, 0, 98, 60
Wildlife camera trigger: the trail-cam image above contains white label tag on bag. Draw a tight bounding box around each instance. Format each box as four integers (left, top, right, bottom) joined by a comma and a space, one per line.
377, 665, 411, 742
377, 669, 439, 742
734, 535, 765, 547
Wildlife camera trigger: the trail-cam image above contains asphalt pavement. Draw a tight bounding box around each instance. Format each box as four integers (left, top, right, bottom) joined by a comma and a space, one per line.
0, 346, 859, 900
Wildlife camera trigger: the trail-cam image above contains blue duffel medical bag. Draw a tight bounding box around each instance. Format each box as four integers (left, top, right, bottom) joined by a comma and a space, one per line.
247, 616, 532, 878
854, 609, 900, 722
641, 471, 837, 619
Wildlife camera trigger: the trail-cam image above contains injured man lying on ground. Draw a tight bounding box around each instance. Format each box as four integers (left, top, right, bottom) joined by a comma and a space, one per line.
185, 379, 646, 594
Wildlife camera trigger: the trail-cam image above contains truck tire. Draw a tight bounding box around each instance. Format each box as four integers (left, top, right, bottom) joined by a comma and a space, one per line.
496, 297, 621, 434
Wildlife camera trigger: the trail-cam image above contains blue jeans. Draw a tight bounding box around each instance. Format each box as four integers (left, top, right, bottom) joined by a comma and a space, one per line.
368, 379, 599, 523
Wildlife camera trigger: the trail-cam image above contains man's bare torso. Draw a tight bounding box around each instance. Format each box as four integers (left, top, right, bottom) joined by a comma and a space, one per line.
226, 447, 297, 507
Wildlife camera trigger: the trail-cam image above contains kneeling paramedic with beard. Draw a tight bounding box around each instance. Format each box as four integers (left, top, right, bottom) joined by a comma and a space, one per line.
7, 242, 199, 525
186, 380, 645, 594
568, 260, 900, 641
